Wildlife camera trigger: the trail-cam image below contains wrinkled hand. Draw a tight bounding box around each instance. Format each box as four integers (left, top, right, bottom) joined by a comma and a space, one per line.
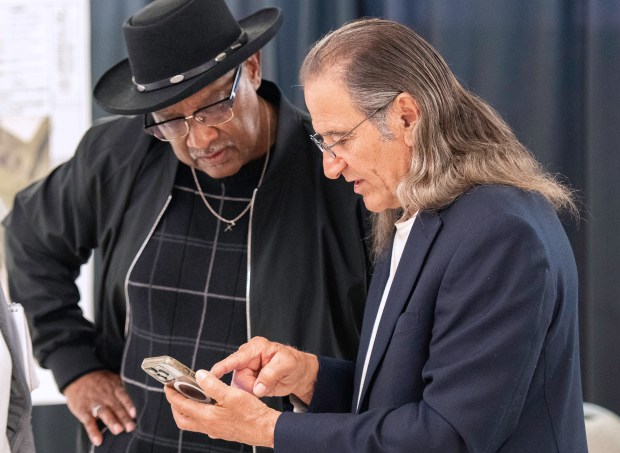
211, 336, 318, 405
165, 370, 280, 448
63, 370, 136, 447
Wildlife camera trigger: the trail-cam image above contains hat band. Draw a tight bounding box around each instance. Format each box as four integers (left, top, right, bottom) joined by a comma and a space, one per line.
132, 30, 248, 93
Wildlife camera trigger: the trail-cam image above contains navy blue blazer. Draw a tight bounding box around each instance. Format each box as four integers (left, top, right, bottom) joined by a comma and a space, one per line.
275, 185, 587, 452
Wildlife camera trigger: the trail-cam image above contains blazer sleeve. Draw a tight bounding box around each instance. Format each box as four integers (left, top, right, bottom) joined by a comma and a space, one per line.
306, 356, 355, 413
274, 209, 565, 452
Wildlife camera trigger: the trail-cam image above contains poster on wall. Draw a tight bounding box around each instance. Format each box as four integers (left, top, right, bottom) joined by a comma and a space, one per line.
0, 0, 91, 404
0, 0, 91, 205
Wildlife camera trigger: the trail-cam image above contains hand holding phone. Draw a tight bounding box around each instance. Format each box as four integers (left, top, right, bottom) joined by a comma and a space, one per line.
141, 355, 215, 404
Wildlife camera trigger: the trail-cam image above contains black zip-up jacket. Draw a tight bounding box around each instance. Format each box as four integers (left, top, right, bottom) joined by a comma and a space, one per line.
3, 81, 371, 392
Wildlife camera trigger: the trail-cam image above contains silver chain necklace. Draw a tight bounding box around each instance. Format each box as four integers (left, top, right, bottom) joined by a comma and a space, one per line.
191, 99, 271, 232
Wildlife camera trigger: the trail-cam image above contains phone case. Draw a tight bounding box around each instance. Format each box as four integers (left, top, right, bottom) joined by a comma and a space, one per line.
141, 355, 214, 404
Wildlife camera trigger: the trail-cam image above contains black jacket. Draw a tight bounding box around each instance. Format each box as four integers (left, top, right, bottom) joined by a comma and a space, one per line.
3, 81, 371, 392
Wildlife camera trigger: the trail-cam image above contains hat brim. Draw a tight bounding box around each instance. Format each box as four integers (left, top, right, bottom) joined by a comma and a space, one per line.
93, 7, 282, 115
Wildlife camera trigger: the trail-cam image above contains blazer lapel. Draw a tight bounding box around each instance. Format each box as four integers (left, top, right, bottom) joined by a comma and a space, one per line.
355, 211, 442, 411
351, 246, 392, 409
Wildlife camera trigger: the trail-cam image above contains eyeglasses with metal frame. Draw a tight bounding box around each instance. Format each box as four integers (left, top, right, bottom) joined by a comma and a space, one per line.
309, 101, 392, 158
143, 65, 243, 142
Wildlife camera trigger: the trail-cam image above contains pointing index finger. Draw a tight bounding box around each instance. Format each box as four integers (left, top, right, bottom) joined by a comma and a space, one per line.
210, 342, 267, 378
210, 351, 251, 379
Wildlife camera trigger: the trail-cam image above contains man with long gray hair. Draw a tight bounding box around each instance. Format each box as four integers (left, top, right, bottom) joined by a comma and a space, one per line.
163, 18, 587, 452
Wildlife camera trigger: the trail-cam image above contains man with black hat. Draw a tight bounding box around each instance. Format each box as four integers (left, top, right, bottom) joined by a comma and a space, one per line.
2, 1, 370, 452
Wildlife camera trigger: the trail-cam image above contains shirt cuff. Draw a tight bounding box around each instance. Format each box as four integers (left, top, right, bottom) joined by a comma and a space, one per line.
289, 394, 309, 413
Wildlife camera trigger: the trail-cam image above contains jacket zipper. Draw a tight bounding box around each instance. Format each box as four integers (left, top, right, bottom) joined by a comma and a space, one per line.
247, 188, 259, 453
121, 195, 172, 360
245, 187, 259, 343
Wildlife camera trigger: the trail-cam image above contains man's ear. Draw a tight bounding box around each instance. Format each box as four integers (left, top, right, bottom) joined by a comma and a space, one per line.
394, 92, 419, 147
244, 51, 263, 90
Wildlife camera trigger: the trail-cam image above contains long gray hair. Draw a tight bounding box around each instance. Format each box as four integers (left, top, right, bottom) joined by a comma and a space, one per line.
300, 18, 576, 258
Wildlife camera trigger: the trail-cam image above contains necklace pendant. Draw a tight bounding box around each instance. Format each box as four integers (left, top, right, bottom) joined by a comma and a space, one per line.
225, 221, 235, 232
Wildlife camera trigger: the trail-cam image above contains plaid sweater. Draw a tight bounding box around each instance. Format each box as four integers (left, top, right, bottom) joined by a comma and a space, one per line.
99, 159, 267, 452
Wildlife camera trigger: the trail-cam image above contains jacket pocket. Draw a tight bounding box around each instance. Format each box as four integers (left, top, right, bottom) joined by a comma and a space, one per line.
393, 309, 421, 336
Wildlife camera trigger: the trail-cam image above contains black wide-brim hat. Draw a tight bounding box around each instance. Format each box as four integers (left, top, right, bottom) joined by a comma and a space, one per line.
94, 0, 282, 115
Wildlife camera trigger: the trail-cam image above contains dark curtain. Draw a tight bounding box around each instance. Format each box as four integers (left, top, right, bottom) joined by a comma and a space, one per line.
90, 0, 151, 120
91, 0, 620, 414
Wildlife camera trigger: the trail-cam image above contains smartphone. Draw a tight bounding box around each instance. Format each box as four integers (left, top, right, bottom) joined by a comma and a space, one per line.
141, 355, 215, 404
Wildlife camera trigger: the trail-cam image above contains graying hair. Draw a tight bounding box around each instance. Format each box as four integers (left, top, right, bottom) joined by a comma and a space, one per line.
300, 18, 577, 259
